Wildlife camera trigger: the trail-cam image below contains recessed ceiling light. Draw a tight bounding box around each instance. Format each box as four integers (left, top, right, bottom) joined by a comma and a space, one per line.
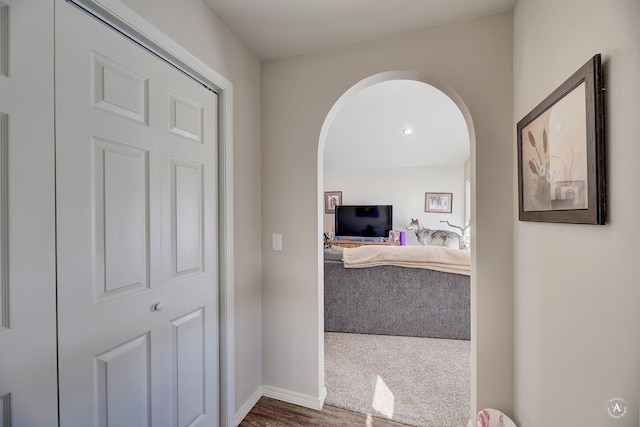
403, 128, 413, 135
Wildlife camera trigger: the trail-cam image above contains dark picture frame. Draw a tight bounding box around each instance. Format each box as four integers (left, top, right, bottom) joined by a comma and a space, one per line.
425, 192, 452, 213
517, 54, 605, 224
324, 191, 342, 214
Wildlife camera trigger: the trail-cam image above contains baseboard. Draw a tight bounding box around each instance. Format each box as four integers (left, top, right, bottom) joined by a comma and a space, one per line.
235, 385, 328, 424
319, 385, 327, 407
234, 387, 262, 426
262, 385, 327, 411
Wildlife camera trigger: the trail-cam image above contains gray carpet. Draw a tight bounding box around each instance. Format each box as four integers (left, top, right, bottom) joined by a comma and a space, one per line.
325, 332, 470, 427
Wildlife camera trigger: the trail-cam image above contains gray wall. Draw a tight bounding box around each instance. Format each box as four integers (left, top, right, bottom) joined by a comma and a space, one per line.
513, 0, 640, 426
262, 11, 514, 413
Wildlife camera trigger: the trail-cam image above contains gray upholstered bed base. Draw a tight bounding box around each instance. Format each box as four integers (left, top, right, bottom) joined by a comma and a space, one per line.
324, 259, 470, 340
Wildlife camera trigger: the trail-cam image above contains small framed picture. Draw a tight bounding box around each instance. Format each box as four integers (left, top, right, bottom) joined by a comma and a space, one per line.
425, 192, 452, 213
388, 230, 400, 242
324, 191, 342, 214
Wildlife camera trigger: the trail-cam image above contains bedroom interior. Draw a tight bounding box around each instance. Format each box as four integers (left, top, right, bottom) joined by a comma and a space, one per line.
322, 78, 472, 426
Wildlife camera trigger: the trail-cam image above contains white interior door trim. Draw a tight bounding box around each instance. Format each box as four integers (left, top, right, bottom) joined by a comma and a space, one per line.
65, 1, 236, 426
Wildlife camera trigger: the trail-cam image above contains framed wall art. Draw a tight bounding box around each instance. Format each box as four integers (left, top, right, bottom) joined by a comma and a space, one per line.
517, 54, 605, 224
388, 230, 400, 242
324, 191, 342, 214
425, 192, 452, 213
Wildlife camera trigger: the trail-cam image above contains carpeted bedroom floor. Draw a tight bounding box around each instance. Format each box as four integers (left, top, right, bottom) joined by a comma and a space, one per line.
324, 332, 471, 427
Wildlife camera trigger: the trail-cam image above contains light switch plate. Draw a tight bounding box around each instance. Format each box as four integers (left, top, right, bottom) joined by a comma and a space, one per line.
272, 233, 283, 251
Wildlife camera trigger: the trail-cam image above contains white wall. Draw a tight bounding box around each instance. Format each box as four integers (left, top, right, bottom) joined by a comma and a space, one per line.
323, 165, 466, 245
117, 0, 263, 420
513, 1, 640, 426
262, 11, 513, 414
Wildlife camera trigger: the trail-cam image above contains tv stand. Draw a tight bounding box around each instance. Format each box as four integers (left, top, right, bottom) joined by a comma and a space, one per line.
328, 239, 400, 248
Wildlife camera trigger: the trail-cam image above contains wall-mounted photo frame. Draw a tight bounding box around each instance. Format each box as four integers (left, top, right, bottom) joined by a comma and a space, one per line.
324, 191, 342, 214
425, 192, 452, 213
517, 54, 605, 224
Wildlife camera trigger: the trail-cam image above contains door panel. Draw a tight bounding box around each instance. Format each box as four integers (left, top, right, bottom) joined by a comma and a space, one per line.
169, 92, 203, 143
158, 42, 218, 427
56, 2, 218, 426
0, 112, 5, 334
95, 333, 152, 427
56, 4, 162, 420
93, 51, 149, 125
0, 2, 7, 79
0, 1, 58, 425
172, 158, 204, 278
96, 138, 150, 300
171, 309, 206, 427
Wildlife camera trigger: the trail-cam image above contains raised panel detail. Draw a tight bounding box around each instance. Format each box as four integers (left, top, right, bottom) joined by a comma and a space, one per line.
0, 393, 10, 427
93, 52, 149, 124
171, 158, 203, 279
171, 309, 205, 426
0, 114, 6, 331
169, 92, 203, 143
96, 334, 151, 427
0, 2, 7, 77
94, 138, 149, 302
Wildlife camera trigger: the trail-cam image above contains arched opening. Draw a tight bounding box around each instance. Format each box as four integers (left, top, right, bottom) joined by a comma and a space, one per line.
317, 70, 477, 424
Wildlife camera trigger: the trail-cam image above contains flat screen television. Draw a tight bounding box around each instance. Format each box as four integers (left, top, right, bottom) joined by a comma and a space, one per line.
335, 205, 393, 240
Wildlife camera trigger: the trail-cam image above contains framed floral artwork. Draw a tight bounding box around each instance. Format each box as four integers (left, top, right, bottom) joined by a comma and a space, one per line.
517, 54, 605, 224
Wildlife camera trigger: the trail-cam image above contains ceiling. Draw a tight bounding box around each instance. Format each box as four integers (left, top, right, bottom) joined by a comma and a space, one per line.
202, 0, 515, 170
202, 0, 515, 61
323, 80, 469, 170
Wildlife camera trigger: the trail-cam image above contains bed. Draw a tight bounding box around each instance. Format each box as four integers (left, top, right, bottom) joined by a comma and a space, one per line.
324, 245, 470, 340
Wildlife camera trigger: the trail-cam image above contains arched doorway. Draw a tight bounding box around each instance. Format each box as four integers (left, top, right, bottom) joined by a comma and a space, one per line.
317, 70, 477, 424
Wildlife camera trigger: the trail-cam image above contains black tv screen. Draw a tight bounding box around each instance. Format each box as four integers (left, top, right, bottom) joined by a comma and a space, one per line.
335, 205, 393, 239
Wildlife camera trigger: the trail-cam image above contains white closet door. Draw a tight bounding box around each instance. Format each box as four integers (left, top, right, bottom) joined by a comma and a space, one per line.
158, 64, 219, 427
56, 2, 218, 426
0, 1, 58, 425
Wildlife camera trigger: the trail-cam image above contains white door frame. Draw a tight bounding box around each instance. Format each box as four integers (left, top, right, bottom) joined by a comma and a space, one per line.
65, 1, 236, 426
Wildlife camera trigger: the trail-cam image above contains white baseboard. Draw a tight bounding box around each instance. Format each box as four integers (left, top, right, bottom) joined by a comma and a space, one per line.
235, 385, 328, 425
319, 386, 328, 408
262, 385, 327, 411
234, 387, 262, 426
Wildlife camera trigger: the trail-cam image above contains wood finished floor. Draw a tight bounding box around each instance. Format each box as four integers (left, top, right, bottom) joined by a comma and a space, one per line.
239, 397, 411, 427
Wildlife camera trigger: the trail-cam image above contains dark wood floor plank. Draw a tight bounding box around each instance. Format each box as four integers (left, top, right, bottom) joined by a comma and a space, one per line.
239, 397, 411, 427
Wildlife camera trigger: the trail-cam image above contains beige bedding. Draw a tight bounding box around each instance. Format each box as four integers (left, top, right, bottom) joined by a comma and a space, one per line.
342, 245, 471, 276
